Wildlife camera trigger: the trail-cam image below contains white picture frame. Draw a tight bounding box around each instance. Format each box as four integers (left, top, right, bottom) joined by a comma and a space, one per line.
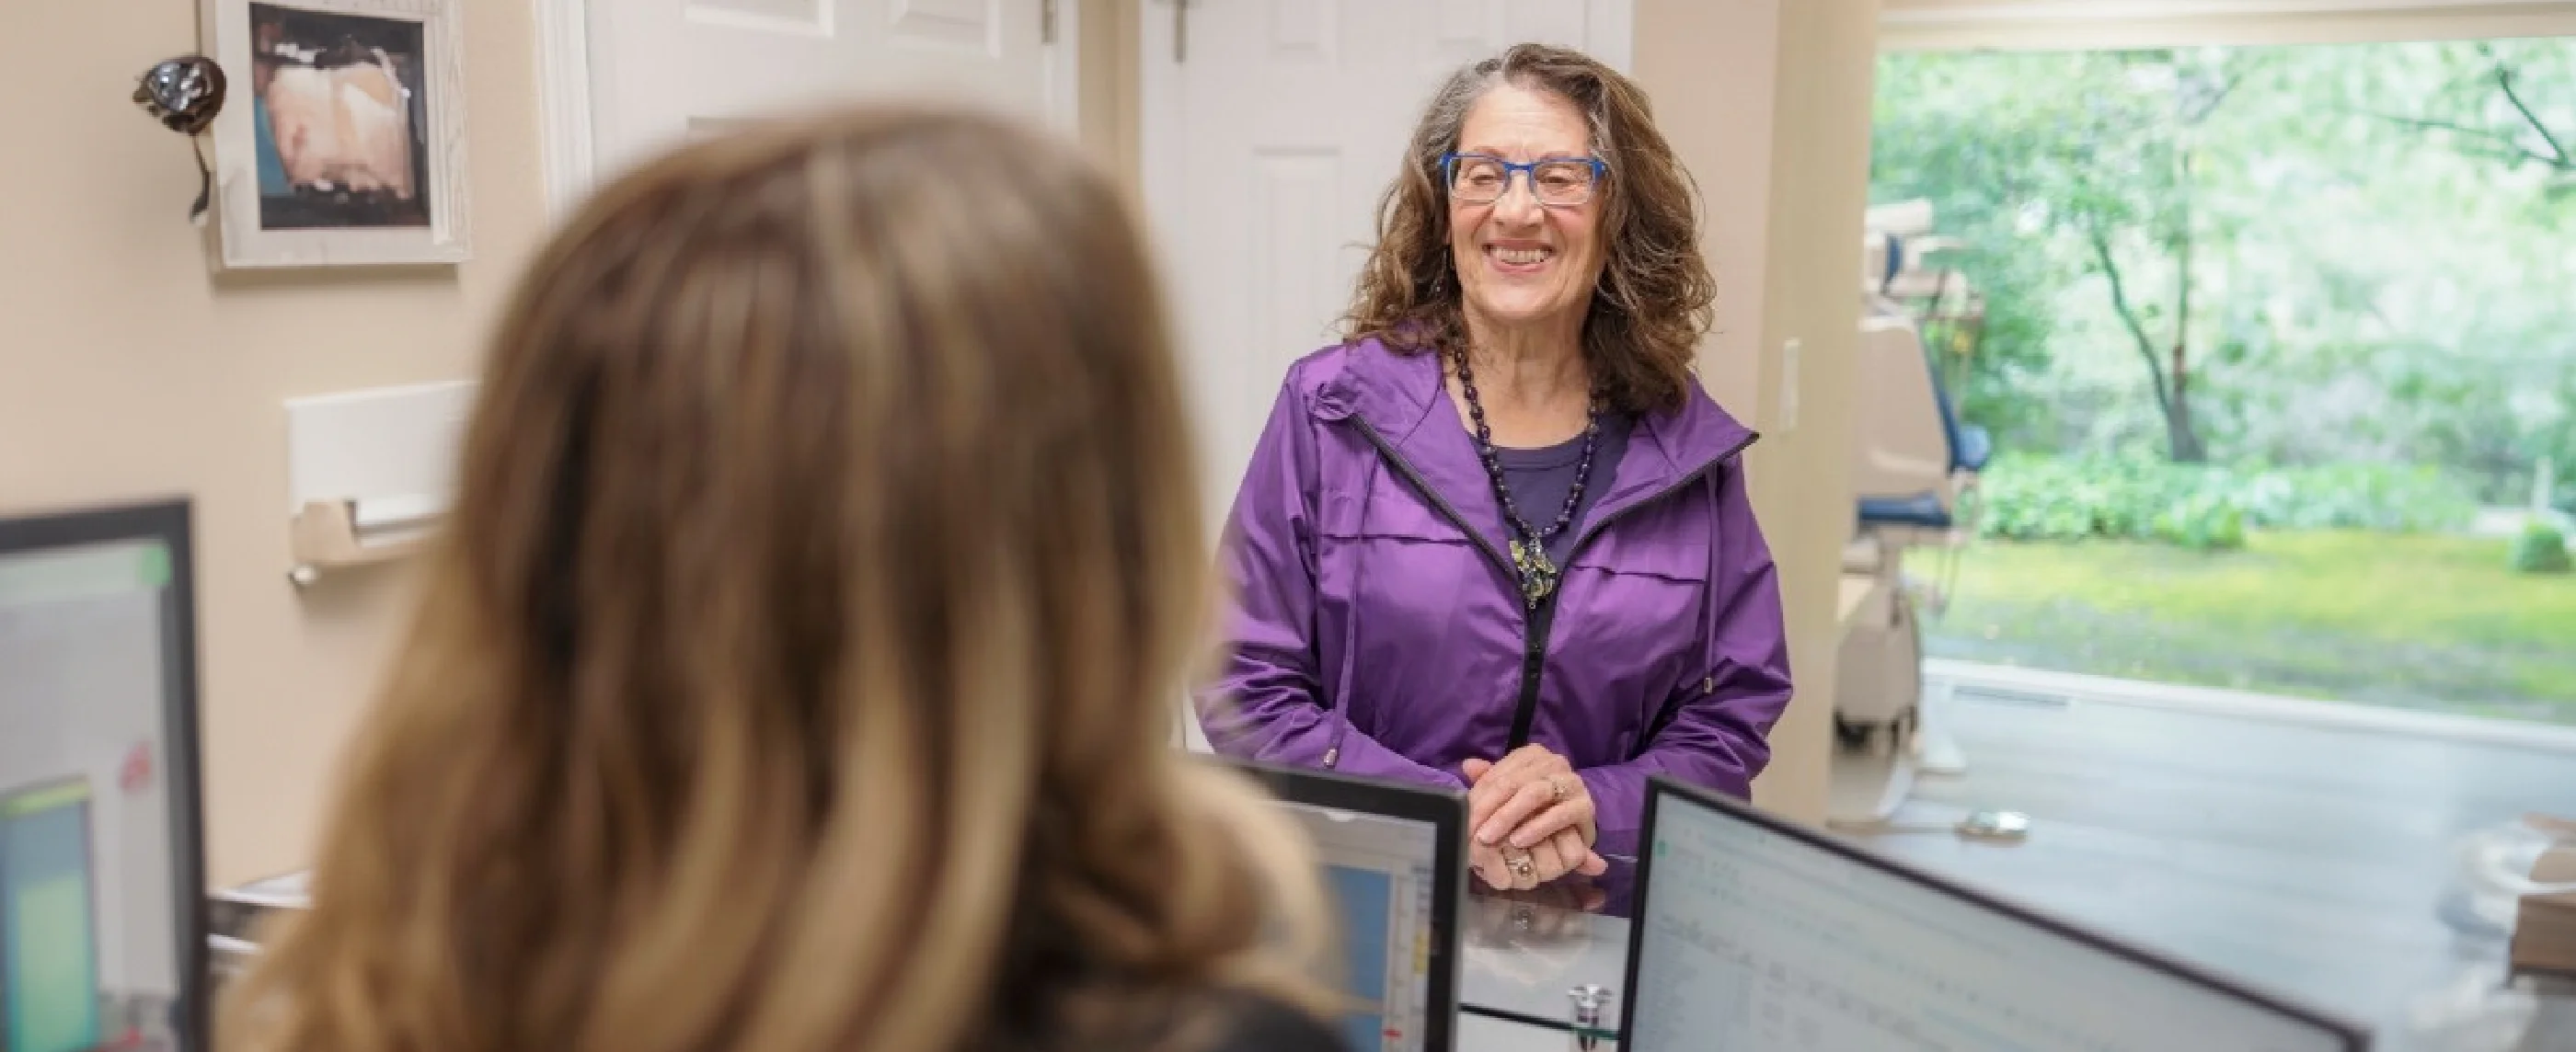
201, 0, 470, 269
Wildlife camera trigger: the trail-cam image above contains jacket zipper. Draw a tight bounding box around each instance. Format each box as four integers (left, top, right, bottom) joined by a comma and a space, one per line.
1350, 417, 1759, 752
1505, 432, 1759, 749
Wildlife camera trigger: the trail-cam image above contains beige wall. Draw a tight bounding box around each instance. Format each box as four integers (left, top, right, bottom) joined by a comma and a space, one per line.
0, 0, 1873, 888
1883, 0, 2576, 50
0, 0, 1177, 890
0, 1, 546, 887
1634, 0, 1881, 823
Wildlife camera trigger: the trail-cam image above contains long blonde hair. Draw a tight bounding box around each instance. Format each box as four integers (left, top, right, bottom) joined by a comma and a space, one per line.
223, 105, 1332, 1052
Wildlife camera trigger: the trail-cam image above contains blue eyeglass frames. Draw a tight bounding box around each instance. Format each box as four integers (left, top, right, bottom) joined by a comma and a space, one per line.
1439, 153, 1607, 207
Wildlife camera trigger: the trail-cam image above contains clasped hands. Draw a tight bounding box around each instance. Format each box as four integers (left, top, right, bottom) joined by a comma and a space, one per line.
1462, 744, 1609, 892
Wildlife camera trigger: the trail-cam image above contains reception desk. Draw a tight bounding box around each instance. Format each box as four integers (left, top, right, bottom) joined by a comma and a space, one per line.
210, 866, 2575, 1050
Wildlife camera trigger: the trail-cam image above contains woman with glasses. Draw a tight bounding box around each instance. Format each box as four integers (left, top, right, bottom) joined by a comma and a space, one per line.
1198, 43, 1792, 893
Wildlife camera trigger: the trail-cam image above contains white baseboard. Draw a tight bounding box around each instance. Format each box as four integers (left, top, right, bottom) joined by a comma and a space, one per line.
1925, 658, 2576, 756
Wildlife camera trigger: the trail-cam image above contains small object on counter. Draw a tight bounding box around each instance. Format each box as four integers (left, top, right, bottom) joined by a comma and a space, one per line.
1958, 809, 2031, 842
207, 870, 311, 942
1567, 984, 1616, 1051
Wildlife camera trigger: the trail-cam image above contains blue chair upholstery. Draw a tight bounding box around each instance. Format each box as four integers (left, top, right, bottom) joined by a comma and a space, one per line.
1857, 494, 1952, 530
1855, 346, 1990, 532
1954, 424, 1993, 475
1929, 367, 1991, 474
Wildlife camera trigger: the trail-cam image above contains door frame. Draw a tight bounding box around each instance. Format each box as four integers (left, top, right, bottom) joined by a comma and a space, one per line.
532, 0, 1086, 219
534, 0, 593, 221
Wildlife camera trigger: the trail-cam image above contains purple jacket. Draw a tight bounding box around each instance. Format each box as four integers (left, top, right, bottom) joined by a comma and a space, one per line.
1197, 337, 1794, 846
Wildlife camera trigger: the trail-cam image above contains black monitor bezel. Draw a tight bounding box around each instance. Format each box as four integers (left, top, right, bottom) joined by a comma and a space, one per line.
1616, 774, 2375, 1051
1219, 758, 1468, 1052
0, 497, 210, 1052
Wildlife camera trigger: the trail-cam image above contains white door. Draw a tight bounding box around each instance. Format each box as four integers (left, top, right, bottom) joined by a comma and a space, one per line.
582, 0, 1076, 189
1141, 0, 1631, 526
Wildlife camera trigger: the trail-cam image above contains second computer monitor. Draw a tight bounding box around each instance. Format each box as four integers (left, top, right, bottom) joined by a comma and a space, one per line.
1618, 776, 2372, 1052
1225, 760, 1466, 1052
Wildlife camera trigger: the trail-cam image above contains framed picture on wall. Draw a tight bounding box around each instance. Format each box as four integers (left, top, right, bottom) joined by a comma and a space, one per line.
200, 0, 470, 269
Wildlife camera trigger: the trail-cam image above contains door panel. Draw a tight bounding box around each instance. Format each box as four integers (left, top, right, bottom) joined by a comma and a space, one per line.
587, 0, 1067, 187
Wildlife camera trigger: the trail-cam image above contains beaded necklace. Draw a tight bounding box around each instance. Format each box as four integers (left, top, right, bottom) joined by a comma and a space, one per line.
1452, 348, 1603, 608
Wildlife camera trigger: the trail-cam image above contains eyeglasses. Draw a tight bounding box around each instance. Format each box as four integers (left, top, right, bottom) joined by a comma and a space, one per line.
1440, 153, 1605, 208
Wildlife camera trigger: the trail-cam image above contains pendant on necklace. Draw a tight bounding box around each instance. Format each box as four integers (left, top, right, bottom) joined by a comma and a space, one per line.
1511, 538, 1558, 607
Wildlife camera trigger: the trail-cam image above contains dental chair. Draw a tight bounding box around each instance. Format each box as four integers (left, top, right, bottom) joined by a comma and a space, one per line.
1828, 202, 1993, 827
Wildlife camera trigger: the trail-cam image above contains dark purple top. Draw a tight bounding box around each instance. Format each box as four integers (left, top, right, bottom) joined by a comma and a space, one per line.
1492, 414, 1635, 566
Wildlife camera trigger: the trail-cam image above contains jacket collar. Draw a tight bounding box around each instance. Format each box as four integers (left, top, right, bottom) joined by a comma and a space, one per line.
1311, 337, 1757, 553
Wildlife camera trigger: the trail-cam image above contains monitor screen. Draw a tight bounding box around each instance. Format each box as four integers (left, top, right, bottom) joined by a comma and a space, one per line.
0, 502, 204, 1052
3, 780, 106, 1052
1625, 782, 2365, 1052
1274, 800, 1443, 1052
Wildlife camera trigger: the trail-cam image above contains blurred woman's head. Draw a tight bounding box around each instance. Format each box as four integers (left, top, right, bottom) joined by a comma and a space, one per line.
224, 105, 1328, 1052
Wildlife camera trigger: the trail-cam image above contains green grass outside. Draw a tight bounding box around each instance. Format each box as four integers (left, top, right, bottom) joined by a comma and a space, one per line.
1923, 531, 2576, 725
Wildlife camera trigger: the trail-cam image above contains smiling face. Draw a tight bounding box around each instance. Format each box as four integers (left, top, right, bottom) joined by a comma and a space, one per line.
1447, 82, 1606, 344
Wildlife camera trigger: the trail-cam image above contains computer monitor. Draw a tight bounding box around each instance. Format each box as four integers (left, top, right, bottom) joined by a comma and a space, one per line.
1618, 777, 2374, 1052
1225, 760, 1466, 1052
0, 499, 208, 1051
